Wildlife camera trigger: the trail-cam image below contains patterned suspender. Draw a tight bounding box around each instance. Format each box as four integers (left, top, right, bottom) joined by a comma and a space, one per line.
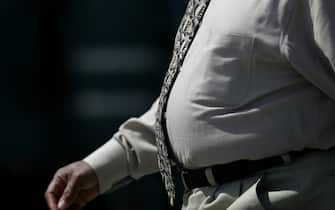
154, 0, 211, 205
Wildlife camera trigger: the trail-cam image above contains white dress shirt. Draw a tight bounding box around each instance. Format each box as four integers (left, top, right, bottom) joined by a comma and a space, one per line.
84, 0, 335, 194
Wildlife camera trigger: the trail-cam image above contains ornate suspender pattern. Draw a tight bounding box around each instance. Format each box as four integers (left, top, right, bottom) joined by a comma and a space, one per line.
154, 0, 211, 205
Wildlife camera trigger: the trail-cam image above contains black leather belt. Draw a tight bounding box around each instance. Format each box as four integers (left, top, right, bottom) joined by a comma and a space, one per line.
180, 150, 314, 190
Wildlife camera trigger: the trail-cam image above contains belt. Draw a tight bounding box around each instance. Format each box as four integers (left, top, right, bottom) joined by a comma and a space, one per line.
180, 150, 313, 190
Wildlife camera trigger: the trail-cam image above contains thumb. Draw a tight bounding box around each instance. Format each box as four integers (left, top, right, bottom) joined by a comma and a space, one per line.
58, 175, 80, 210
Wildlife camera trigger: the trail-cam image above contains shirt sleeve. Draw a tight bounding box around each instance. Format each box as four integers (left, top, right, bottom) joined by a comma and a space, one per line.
281, 0, 335, 101
309, 0, 335, 72
83, 99, 159, 194
307, 0, 335, 100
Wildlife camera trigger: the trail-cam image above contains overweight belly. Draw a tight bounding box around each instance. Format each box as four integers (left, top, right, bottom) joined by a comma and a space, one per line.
165, 66, 320, 169
164, 67, 255, 169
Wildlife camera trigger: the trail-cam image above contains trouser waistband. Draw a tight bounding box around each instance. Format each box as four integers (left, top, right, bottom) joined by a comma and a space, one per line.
180, 149, 315, 190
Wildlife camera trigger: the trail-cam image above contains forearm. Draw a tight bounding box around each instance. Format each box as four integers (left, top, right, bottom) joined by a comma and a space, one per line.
83, 99, 160, 194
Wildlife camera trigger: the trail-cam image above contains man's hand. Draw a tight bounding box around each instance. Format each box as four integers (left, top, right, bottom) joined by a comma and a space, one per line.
45, 161, 99, 210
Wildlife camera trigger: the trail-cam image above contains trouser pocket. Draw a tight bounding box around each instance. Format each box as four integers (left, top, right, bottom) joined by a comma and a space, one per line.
227, 175, 266, 210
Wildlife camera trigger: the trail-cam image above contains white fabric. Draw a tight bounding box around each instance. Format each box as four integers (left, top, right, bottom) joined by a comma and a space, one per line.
84, 0, 335, 193
83, 139, 128, 194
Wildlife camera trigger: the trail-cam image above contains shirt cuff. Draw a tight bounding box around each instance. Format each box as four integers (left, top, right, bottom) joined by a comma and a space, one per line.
83, 138, 129, 194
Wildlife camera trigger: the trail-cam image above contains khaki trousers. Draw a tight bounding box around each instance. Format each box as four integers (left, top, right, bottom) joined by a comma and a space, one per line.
182, 149, 335, 210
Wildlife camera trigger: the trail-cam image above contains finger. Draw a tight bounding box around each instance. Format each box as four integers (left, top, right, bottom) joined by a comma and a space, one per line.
58, 175, 80, 210
47, 175, 67, 196
45, 191, 59, 210
45, 176, 67, 210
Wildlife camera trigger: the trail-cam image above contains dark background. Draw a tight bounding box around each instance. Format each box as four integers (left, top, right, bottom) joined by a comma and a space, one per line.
0, 0, 187, 209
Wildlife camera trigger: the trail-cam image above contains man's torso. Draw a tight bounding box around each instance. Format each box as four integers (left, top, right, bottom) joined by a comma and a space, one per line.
165, 0, 335, 169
